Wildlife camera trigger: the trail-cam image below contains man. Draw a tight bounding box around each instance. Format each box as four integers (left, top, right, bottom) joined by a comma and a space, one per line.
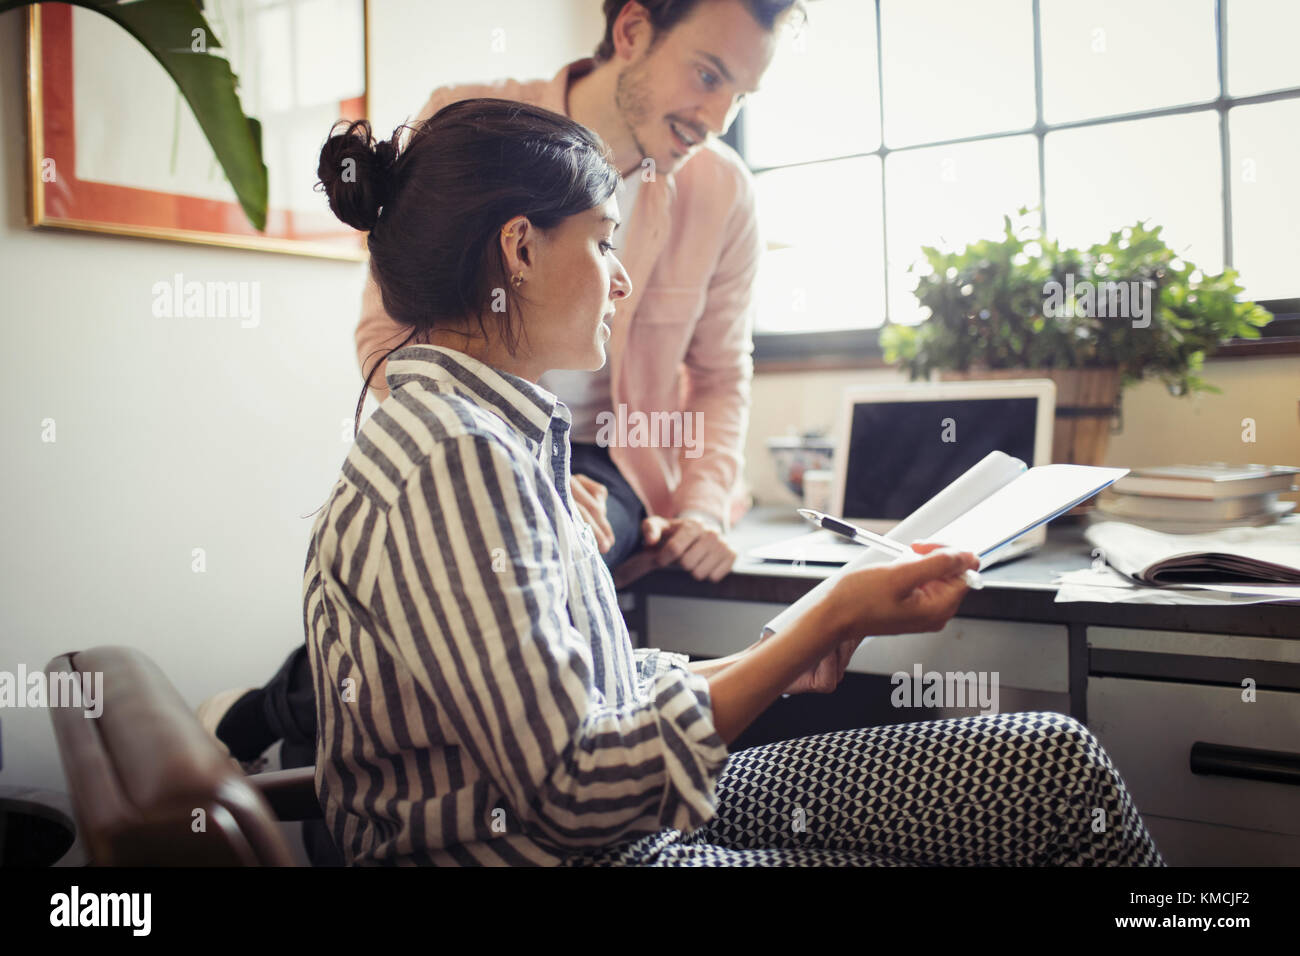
201, 0, 804, 863
358, 0, 801, 583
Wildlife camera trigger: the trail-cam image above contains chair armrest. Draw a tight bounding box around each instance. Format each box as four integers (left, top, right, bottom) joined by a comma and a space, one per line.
247, 767, 322, 821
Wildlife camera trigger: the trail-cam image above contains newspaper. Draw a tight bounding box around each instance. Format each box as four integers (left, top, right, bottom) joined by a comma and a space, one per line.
1055, 564, 1300, 605
1085, 518, 1300, 585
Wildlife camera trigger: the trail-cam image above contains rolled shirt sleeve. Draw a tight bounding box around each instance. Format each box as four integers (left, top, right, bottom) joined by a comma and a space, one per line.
379, 431, 728, 850
632, 646, 693, 698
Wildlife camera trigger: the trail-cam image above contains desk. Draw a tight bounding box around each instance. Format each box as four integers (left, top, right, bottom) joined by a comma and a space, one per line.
626, 507, 1300, 865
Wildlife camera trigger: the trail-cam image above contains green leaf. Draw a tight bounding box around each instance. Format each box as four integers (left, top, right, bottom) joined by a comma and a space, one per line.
894, 207, 1274, 398
10, 0, 268, 229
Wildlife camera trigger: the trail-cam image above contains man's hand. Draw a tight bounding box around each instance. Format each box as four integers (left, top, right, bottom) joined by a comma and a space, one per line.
780, 542, 977, 695
640, 515, 737, 582
570, 474, 614, 554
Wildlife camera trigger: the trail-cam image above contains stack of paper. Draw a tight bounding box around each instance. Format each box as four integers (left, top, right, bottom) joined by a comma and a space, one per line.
1086, 519, 1300, 585
1054, 516, 1300, 605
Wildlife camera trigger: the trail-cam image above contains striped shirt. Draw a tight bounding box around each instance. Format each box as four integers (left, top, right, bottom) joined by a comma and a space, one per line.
302, 344, 729, 865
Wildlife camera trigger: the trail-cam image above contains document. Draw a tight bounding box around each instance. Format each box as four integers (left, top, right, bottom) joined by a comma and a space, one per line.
762, 451, 1127, 637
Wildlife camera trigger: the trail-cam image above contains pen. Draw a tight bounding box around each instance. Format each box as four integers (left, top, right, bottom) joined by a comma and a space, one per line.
797, 508, 984, 590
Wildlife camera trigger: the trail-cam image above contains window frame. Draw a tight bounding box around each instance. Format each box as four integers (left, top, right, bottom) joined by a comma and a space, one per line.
730, 0, 1300, 368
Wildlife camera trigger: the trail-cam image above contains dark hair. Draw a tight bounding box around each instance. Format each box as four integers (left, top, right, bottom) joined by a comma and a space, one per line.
316, 99, 620, 433
594, 0, 806, 62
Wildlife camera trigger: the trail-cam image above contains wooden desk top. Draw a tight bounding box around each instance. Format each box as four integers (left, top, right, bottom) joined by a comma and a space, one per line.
629, 507, 1300, 638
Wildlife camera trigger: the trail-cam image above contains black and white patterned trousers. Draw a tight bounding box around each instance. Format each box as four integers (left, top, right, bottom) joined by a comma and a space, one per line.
564, 712, 1166, 866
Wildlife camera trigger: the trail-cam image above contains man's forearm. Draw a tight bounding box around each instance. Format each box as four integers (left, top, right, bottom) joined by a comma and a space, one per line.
674, 387, 749, 526
677, 508, 725, 532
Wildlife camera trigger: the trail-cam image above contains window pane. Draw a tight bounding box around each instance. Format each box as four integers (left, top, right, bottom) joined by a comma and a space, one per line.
880, 0, 1035, 148
743, 0, 879, 168
884, 136, 1040, 325
1044, 113, 1223, 274
753, 157, 885, 334
1229, 101, 1300, 300
1228, 0, 1300, 96
1040, 0, 1218, 124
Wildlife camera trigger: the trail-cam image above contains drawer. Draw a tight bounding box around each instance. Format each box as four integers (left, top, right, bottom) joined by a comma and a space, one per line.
1089, 627, 1300, 665
1088, 677, 1300, 836
645, 596, 1068, 691
1143, 815, 1300, 866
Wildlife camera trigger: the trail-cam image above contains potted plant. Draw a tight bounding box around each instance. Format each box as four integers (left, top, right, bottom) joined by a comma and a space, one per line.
880, 211, 1274, 465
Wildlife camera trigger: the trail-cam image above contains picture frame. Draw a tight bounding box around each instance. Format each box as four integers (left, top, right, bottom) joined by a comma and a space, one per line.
24, 0, 370, 260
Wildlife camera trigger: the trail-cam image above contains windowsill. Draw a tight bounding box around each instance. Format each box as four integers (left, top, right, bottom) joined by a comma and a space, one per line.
754, 334, 1300, 373
752, 306, 1300, 373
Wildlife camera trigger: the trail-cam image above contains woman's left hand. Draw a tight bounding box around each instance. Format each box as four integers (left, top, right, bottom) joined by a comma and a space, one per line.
779, 633, 861, 694
778, 542, 960, 695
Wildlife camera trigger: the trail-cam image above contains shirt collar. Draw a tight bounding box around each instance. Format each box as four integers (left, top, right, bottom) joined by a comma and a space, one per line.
385, 344, 563, 448
549, 58, 596, 117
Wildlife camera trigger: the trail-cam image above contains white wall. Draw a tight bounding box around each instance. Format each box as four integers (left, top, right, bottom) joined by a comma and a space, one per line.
0, 1, 603, 796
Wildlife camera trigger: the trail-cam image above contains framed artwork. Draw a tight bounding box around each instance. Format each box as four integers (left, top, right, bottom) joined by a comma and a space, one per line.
25, 0, 370, 259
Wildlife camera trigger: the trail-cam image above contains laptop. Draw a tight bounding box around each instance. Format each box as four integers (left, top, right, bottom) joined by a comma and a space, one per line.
750, 379, 1057, 566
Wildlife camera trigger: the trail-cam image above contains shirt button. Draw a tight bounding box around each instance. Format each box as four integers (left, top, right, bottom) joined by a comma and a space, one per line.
553, 442, 559, 455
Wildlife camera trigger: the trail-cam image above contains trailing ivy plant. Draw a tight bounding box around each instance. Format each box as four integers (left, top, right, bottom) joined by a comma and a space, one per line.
880, 209, 1273, 396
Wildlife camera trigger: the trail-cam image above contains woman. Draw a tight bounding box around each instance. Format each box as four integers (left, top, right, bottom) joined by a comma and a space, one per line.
305, 98, 1164, 867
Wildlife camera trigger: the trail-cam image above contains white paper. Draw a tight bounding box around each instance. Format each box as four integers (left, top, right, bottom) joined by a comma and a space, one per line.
760, 451, 1026, 638
747, 529, 869, 564
933, 465, 1129, 559
1055, 566, 1300, 605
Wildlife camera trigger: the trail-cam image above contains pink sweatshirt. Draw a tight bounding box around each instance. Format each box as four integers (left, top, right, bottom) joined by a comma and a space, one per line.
355, 59, 760, 529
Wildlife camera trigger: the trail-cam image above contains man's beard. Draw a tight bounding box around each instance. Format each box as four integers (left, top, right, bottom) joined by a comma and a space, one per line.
613, 59, 655, 165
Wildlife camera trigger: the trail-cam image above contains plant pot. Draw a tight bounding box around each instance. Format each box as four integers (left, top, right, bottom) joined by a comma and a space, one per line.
937, 367, 1122, 466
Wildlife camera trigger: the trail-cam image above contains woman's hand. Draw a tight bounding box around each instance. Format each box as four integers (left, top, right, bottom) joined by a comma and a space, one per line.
782, 543, 979, 695
570, 474, 614, 553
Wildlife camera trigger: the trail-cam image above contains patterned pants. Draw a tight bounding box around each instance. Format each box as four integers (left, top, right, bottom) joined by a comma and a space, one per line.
564, 712, 1165, 866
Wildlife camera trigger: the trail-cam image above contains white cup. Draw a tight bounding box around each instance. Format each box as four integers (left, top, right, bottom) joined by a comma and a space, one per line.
802, 469, 834, 513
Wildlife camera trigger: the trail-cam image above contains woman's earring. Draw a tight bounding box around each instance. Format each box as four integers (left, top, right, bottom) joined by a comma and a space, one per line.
511, 272, 524, 288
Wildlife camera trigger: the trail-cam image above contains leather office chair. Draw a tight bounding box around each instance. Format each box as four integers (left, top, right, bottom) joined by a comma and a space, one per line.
46, 646, 323, 866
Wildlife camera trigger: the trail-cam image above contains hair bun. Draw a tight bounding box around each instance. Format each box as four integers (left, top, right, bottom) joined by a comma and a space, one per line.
316, 119, 400, 232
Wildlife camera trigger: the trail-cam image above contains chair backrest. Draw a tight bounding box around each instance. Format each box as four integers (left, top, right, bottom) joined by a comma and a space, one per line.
46, 646, 298, 866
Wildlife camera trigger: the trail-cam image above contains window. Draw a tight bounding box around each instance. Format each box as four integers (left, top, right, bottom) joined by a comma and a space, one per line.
735, 0, 1300, 362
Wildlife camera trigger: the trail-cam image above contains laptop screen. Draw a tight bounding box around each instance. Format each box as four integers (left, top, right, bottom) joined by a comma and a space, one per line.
842, 397, 1039, 520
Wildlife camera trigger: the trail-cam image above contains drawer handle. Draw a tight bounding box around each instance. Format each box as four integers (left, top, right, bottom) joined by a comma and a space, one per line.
1189, 742, 1300, 787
